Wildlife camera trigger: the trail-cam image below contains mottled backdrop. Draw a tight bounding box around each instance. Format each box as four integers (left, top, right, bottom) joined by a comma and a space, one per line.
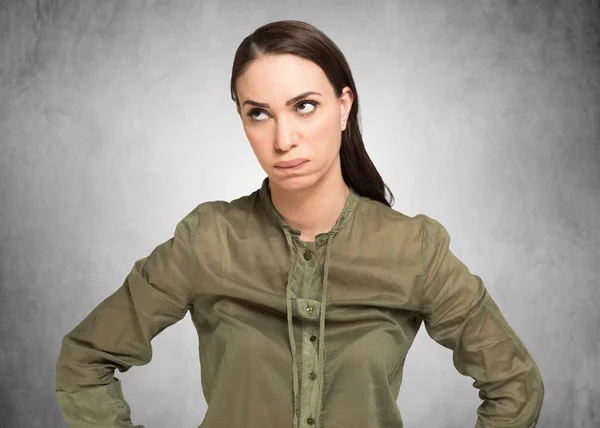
1, 0, 599, 427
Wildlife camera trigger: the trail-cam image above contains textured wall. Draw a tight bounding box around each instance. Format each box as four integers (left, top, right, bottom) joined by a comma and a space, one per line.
1, 0, 599, 427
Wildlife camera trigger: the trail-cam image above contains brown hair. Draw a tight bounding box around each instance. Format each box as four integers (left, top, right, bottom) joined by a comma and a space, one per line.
230, 20, 394, 207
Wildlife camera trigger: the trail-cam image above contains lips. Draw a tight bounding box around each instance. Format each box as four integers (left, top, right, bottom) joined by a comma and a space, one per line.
274, 159, 309, 168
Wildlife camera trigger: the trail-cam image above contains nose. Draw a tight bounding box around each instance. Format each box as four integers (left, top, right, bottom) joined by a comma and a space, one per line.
274, 118, 298, 152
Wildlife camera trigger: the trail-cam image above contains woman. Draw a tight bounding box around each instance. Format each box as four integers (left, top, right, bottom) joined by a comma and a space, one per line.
55, 20, 544, 428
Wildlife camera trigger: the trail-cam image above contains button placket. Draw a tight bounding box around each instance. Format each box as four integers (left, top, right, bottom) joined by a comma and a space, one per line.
296, 243, 322, 428
299, 328, 320, 428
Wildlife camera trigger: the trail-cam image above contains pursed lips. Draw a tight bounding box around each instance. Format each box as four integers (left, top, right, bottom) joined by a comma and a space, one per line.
275, 159, 309, 168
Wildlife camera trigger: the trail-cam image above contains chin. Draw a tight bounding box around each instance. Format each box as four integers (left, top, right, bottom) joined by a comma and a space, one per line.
268, 171, 316, 191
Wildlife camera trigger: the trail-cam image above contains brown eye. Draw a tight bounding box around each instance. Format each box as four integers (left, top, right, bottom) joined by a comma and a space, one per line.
248, 109, 268, 122
296, 101, 317, 115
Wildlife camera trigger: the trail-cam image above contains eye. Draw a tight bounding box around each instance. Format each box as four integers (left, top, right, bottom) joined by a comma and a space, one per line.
248, 109, 269, 122
296, 101, 317, 115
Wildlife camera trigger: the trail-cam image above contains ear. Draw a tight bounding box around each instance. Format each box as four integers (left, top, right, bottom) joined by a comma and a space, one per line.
339, 86, 354, 130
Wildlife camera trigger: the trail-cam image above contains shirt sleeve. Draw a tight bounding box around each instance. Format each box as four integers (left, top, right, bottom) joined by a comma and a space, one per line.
54, 206, 202, 428
418, 215, 544, 428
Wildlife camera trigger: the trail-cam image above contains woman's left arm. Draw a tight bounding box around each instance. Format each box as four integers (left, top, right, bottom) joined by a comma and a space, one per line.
418, 215, 544, 428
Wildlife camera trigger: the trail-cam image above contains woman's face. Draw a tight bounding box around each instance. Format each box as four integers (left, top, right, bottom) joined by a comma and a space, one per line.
235, 54, 353, 192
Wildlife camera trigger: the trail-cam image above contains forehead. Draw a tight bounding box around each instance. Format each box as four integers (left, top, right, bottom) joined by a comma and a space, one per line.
237, 54, 332, 103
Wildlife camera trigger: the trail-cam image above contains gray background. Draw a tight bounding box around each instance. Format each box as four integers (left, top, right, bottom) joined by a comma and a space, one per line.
1, 0, 599, 427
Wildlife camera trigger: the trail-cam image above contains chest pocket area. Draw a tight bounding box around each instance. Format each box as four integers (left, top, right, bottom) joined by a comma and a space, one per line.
211, 297, 291, 372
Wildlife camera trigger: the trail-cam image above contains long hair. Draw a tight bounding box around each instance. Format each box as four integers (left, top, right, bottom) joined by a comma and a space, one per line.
230, 20, 394, 207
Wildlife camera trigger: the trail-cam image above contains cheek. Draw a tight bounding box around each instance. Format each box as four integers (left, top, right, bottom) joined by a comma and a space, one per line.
307, 114, 340, 153
245, 131, 280, 170
245, 127, 271, 154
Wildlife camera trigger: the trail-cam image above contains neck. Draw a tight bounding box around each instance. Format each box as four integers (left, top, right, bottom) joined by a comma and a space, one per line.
268, 162, 349, 240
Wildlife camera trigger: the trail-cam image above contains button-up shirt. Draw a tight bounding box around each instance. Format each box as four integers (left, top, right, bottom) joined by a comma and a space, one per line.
55, 176, 544, 427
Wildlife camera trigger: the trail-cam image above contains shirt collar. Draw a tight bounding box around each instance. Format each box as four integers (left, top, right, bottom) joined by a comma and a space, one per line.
257, 176, 359, 245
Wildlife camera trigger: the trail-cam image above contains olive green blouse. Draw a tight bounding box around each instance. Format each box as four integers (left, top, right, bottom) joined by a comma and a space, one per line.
55, 177, 544, 428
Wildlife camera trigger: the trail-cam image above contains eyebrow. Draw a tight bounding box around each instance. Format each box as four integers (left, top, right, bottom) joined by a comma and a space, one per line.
242, 91, 322, 109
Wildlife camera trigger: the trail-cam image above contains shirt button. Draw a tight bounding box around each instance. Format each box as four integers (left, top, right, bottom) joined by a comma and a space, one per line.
307, 417, 315, 425
309, 371, 317, 380
305, 305, 314, 314
310, 335, 317, 342
303, 249, 312, 260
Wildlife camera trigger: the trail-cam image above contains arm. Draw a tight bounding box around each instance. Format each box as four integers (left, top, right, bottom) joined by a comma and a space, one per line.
418, 216, 544, 428
55, 206, 201, 427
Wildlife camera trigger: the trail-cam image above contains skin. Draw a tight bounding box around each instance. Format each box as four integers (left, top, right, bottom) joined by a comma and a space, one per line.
235, 54, 354, 242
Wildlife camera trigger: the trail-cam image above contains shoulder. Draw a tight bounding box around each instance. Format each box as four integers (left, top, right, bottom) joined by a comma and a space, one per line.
417, 214, 451, 251
354, 195, 433, 239
354, 196, 452, 256
180, 190, 261, 233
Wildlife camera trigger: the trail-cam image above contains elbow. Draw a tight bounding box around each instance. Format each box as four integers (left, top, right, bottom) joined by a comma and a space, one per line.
477, 358, 545, 428
512, 359, 545, 427
528, 360, 545, 423
55, 335, 80, 394
55, 334, 115, 394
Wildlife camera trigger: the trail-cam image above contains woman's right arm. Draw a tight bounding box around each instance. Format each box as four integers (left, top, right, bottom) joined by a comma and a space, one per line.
55, 206, 202, 427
